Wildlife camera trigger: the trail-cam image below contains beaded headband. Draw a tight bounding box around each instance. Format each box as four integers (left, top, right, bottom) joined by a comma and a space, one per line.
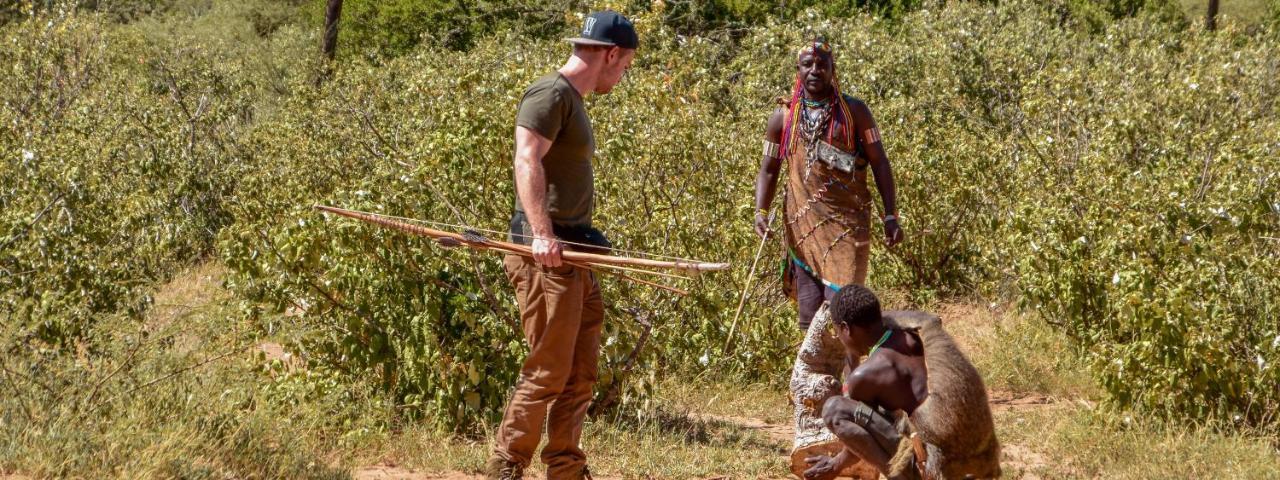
797, 37, 833, 60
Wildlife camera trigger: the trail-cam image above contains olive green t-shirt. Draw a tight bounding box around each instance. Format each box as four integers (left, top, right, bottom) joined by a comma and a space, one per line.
513, 72, 595, 228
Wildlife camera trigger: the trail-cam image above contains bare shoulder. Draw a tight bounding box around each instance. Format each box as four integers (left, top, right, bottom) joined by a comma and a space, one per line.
765, 107, 786, 139
842, 94, 868, 109
844, 354, 896, 402
842, 95, 875, 121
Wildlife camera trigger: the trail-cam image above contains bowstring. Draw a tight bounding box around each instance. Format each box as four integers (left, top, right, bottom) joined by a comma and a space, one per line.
342, 208, 708, 264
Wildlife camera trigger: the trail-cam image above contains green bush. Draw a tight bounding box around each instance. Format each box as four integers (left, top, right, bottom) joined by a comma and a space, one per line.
1009, 16, 1280, 423
4, 0, 1276, 435
215, 24, 804, 428
314, 0, 585, 58
0, 3, 313, 344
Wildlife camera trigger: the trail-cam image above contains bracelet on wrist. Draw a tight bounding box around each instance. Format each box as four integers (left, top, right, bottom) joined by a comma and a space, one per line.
883, 213, 899, 222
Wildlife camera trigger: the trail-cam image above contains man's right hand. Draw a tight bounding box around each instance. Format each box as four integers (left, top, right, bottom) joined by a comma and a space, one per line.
754, 212, 771, 239
803, 454, 842, 480
532, 236, 563, 267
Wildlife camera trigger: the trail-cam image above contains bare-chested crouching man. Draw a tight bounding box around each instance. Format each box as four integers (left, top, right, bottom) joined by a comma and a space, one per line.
805, 286, 1001, 480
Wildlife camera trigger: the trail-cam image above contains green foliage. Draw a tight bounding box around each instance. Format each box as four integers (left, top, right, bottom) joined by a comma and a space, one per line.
315, 0, 935, 60
1009, 17, 1280, 423
0, 4, 314, 343
4, 0, 1277, 437
316, 0, 585, 58
650, 0, 916, 34
1065, 0, 1187, 28
6, 0, 185, 24
214, 26, 804, 429
0, 268, 351, 479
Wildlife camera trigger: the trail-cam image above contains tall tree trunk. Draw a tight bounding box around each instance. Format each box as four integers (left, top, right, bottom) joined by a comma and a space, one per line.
323, 0, 344, 61
317, 0, 344, 86
1206, 0, 1220, 31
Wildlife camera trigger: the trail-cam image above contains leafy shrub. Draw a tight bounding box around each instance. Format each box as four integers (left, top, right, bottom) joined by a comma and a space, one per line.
1009, 16, 1280, 423
0, 280, 351, 479
4, 0, 1277, 434
313, 0, 585, 58
0, 3, 313, 344
216, 22, 804, 428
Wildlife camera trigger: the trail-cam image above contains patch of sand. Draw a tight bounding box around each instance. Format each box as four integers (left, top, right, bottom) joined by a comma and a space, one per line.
988, 391, 1066, 411
694, 413, 795, 444
351, 463, 627, 480
353, 464, 475, 480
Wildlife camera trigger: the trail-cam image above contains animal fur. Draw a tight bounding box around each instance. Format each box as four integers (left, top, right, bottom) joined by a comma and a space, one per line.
882, 310, 1001, 479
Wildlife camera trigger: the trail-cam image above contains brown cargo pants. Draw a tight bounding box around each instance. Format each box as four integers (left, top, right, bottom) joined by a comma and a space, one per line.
493, 254, 604, 479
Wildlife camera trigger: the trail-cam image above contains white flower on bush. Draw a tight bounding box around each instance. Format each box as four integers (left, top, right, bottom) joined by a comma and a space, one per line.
1112, 272, 1120, 285
1273, 335, 1280, 349
21, 149, 33, 161
1256, 354, 1266, 370
698, 353, 709, 367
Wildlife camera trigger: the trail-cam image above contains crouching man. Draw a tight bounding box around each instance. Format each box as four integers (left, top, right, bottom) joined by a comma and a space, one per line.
805, 286, 1001, 480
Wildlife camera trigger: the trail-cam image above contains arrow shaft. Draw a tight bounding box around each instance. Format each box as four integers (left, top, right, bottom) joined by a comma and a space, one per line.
316, 205, 729, 273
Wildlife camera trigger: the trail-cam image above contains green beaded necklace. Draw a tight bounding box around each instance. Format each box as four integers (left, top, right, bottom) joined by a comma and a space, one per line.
867, 330, 893, 357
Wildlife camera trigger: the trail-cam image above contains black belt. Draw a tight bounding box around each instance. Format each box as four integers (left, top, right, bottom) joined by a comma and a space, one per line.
509, 211, 612, 255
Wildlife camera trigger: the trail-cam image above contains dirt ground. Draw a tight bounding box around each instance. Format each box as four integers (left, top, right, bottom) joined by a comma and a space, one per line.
352, 389, 1062, 480
347, 303, 1067, 479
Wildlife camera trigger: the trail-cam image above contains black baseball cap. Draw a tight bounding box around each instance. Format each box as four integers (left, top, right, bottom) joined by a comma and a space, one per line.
565, 10, 638, 50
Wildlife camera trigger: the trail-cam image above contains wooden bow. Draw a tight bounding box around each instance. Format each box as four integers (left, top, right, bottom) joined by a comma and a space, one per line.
314, 205, 730, 295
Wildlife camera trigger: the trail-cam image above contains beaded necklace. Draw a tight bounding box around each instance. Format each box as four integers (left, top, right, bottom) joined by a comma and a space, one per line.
867, 330, 893, 358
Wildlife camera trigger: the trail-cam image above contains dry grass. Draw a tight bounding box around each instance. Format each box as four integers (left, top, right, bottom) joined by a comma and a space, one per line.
4, 263, 1278, 479
355, 300, 1279, 479
0, 262, 348, 480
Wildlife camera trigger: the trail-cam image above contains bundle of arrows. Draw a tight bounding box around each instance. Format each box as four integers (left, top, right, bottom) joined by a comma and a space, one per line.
314, 205, 731, 296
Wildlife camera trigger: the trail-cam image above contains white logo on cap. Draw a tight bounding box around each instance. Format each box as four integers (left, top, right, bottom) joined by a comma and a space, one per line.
583, 17, 597, 36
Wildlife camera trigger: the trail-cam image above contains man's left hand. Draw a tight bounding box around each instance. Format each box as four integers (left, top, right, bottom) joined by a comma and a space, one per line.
885, 219, 904, 247
803, 455, 841, 480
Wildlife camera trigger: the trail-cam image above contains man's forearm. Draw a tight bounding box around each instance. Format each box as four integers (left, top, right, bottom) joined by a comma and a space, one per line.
514, 154, 554, 238
870, 161, 897, 217
755, 157, 782, 210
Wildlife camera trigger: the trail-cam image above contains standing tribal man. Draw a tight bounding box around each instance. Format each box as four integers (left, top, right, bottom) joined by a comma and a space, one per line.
755, 37, 903, 330
486, 10, 637, 480
757, 38, 904, 478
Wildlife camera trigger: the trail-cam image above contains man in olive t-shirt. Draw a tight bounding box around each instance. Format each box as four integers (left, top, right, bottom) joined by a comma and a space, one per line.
486, 10, 637, 480
510, 71, 595, 229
